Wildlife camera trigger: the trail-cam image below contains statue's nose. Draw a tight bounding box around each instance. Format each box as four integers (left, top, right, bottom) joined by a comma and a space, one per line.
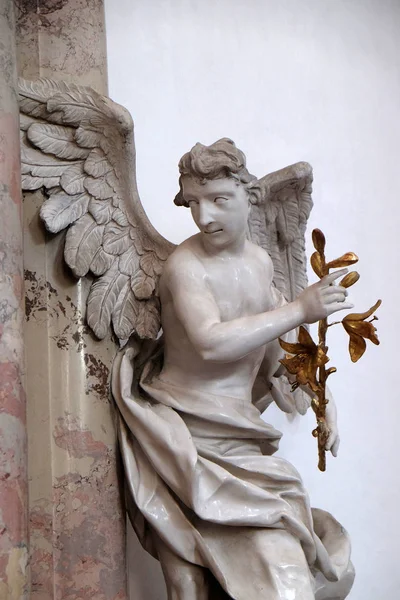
198, 202, 213, 228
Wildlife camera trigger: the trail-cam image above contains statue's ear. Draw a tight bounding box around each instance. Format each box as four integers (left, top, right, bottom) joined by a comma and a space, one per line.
247, 181, 262, 206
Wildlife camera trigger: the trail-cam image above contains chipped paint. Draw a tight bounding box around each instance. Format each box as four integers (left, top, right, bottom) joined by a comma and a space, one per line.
84, 353, 110, 400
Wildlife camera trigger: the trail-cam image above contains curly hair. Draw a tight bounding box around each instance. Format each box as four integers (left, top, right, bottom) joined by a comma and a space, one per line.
174, 138, 261, 207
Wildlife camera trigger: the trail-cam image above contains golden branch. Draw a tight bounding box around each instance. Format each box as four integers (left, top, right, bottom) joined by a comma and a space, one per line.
279, 228, 381, 471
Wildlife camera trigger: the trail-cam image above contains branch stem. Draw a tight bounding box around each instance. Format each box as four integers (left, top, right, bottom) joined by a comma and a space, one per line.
327, 321, 341, 328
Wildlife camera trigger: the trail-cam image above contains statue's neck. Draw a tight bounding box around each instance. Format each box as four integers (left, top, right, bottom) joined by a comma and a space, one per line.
201, 234, 247, 259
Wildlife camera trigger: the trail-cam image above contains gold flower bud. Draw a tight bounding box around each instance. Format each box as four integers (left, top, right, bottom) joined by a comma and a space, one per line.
311, 252, 326, 278
340, 271, 360, 288
312, 229, 326, 254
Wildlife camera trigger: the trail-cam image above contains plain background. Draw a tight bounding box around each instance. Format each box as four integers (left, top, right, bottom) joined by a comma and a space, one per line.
104, 1, 400, 598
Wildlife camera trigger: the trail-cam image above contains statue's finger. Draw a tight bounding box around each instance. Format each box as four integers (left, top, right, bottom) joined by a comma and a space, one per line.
331, 302, 354, 312
324, 293, 347, 304
322, 285, 348, 296
331, 436, 340, 457
325, 436, 332, 451
323, 269, 348, 285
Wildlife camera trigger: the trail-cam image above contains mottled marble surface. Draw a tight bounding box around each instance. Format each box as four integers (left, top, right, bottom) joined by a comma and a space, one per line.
0, 2, 28, 598
24, 194, 126, 599
14, 1, 126, 598
15, 0, 108, 95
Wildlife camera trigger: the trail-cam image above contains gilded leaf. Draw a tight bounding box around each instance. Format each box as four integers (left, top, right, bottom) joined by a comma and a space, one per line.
343, 319, 379, 344
279, 339, 309, 355
348, 334, 367, 363
326, 252, 358, 269
342, 299, 382, 322
340, 271, 360, 288
279, 326, 328, 392
298, 326, 315, 346
341, 299, 381, 362
312, 229, 326, 254
310, 252, 325, 278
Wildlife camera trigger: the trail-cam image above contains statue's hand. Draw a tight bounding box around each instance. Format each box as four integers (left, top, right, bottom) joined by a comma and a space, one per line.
325, 421, 340, 457
296, 269, 354, 324
325, 389, 340, 457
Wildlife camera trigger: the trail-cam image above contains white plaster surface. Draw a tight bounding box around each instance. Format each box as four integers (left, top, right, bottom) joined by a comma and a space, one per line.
104, 1, 400, 598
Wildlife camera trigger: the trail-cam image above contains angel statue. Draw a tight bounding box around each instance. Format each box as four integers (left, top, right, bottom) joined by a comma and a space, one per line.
19, 78, 355, 599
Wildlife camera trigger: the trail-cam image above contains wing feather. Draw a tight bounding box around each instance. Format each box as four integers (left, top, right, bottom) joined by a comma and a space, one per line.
249, 162, 313, 302
27, 123, 90, 160
103, 222, 132, 255
60, 164, 86, 195
90, 247, 115, 276
64, 214, 106, 277
112, 281, 140, 340
19, 77, 176, 340
87, 265, 129, 340
88, 199, 113, 225
40, 192, 90, 233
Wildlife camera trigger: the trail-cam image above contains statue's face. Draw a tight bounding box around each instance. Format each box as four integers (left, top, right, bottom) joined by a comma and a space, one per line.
182, 176, 249, 251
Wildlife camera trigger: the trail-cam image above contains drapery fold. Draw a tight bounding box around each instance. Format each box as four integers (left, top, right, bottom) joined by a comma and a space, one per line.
112, 344, 353, 599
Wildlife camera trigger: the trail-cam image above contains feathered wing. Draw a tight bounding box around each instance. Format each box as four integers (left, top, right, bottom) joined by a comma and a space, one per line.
248, 162, 313, 415
19, 78, 175, 341
248, 161, 313, 302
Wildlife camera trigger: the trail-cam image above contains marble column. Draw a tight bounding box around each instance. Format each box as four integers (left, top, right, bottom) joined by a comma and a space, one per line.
15, 2, 127, 599
0, 2, 28, 599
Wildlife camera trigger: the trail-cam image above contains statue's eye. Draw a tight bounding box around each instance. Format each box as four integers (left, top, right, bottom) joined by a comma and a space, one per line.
214, 197, 227, 204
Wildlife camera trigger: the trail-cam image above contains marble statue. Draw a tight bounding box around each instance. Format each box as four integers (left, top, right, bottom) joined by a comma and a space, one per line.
19, 78, 355, 599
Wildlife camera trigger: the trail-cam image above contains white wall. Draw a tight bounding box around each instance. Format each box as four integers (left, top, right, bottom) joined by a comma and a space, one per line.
104, 1, 400, 598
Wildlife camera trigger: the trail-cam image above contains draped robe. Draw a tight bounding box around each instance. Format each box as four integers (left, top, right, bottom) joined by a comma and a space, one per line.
111, 341, 354, 599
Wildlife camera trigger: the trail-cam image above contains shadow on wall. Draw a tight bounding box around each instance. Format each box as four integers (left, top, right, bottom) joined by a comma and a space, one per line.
127, 522, 166, 600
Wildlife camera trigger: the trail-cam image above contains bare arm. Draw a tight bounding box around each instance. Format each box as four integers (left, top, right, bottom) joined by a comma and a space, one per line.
164, 252, 352, 363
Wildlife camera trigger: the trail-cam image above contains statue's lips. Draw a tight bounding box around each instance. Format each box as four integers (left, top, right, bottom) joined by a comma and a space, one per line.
204, 229, 223, 234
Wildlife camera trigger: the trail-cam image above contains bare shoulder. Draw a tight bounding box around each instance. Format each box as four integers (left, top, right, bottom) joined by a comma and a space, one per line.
246, 240, 274, 273
161, 235, 206, 290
